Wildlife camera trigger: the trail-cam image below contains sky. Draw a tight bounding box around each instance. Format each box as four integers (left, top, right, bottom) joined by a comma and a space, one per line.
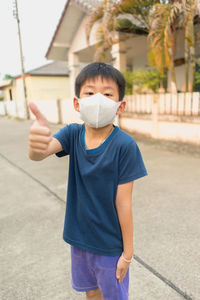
0, 0, 67, 81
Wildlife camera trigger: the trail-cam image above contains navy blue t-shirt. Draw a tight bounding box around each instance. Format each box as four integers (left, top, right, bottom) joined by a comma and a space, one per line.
53, 123, 147, 256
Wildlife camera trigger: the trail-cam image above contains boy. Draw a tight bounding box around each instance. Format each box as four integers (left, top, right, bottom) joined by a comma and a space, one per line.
28, 62, 147, 300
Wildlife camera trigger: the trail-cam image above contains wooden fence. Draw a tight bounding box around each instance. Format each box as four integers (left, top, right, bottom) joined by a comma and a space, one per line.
125, 92, 200, 116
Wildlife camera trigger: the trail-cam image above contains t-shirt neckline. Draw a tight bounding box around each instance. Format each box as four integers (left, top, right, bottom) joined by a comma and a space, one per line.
80, 124, 119, 155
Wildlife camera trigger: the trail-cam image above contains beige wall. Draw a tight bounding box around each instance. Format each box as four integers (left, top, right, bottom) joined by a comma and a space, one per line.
2, 87, 11, 101
1, 75, 71, 101
15, 77, 25, 101
1, 82, 17, 101
28, 76, 71, 100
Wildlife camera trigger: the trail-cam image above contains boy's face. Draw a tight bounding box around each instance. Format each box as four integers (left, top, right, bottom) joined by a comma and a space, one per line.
79, 76, 120, 102
74, 76, 126, 115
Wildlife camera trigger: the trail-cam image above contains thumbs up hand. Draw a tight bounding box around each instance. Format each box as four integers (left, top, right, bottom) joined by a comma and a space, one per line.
28, 102, 52, 160
29, 101, 50, 128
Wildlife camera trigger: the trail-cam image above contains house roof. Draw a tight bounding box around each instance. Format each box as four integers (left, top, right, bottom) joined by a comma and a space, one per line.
27, 61, 69, 76
46, 0, 97, 61
0, 62, 69, 89
45, 0, 149, 62
0, 79, 12, 89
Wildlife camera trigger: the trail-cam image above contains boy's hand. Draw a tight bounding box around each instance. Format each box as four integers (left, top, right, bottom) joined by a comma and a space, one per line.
28, 102, 52, 159
116, 255, 130, 283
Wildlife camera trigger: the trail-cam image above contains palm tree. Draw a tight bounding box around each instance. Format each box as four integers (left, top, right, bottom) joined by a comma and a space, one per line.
148, 0, 200, 92
148, 1, 185, 93
182, 0, 200, 91
85, 0, 155, 61
86, 0, 200, 92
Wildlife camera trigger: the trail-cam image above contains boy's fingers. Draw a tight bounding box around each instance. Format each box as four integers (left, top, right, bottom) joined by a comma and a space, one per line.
30, 125, 51, 136
29, 142, 48, 150
28, 102, 49, 127
116, 267, 122, 280
29, 134, 52, 143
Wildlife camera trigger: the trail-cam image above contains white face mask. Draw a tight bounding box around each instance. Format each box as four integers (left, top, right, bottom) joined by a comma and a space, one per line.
78, 93, 121, 128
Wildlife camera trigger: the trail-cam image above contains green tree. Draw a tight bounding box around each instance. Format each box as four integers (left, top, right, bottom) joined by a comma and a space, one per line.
148, 0, 200, 92
182, 0, 200, 91
87, 0, 200, 92
0, 93, 4, 101
86, 0, 158, 61
122, 71, 135, 95
148, 2, 185, 93
123, 69, 163, 94
132, 69, 163, 93
195, 59, 200, 91
3, 74, 13, 80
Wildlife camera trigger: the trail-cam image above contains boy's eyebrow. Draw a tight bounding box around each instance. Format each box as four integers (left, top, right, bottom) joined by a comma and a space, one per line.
84, 85, 95, 89
84, 85, 114, 90
103, 86, 114, 90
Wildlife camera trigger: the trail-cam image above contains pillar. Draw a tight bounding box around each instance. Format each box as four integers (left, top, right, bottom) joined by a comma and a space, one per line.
111, 41, 127, 71
68, 52, 80, 98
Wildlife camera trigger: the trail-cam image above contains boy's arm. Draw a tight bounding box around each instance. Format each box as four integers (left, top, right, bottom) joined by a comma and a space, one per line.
115, 181, 134, 259
28, 102, 63, 161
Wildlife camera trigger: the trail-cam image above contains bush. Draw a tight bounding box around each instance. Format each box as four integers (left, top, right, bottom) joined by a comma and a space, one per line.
0, 93, 4, 101
195, 60, 200, 91
122, 71, 135, 95
123, 69, 164, 94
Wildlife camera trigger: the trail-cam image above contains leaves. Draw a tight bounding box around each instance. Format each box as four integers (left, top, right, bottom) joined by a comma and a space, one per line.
86, 0, 153, 61
148, 3, 182, 74
195, 60, 200, 85
3, 74, 13, 80
86, 0, 200, 92
122, 69, 163, 93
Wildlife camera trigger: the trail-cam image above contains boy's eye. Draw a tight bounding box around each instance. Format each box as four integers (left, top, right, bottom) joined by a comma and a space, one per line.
104, 93, 112, 97
86, 92, 94, 95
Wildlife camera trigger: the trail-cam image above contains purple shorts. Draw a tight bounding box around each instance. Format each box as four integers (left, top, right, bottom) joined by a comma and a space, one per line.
70, 245, 129, 300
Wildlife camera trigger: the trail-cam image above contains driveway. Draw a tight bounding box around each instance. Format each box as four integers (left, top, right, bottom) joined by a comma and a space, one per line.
0, 116, 199, 300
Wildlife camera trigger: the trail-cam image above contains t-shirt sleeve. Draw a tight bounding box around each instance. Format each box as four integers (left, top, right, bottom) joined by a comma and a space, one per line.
118, 141, 148, 184
52, 125, 71, 157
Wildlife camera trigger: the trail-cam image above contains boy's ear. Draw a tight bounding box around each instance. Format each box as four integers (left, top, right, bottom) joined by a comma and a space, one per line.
73, 97, 80, 112
116, 100, 126, 115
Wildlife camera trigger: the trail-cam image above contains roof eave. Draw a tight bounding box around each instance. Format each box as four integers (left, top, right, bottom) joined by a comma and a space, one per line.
46, 0, 93, 60
29, 73, 69, 77
46, 0, 71, 59
0, 79, 13, 89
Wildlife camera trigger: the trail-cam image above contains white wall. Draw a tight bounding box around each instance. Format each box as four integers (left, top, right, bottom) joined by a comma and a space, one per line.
3, 99, 82, 124
121, 117, 200, 145
29, 100, 60, 124
5, 101, 17, 117
0, 102, 6, 115
1, 96, 199, 145
60, 99, 83, 124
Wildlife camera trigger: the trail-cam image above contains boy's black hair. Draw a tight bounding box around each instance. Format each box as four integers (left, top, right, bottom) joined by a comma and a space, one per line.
75, 62, 126, 101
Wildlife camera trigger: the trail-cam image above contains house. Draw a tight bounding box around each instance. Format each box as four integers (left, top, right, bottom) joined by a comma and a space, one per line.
46, 0, 200, 94
0, 61, 70, 101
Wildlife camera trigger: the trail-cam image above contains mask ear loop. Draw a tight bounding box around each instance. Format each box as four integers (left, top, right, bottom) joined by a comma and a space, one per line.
77, 99, 82, 121
116, 101, 122, 114
96, 99, 100, 128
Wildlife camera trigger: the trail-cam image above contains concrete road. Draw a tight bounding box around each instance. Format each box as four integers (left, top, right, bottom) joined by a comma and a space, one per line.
0, 116, 199, 300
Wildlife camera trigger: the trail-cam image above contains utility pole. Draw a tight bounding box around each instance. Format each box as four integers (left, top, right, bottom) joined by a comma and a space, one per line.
13, 0, 30, 119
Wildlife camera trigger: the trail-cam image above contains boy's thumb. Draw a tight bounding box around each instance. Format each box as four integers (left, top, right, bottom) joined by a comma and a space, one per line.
116, 268, 121, 279
28, 102, 49, 127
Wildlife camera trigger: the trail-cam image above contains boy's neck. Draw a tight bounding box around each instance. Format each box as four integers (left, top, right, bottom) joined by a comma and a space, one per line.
85, 123, 114, 141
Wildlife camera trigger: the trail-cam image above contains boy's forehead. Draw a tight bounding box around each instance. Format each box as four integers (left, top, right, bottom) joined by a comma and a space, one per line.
82, 76, 118, 89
